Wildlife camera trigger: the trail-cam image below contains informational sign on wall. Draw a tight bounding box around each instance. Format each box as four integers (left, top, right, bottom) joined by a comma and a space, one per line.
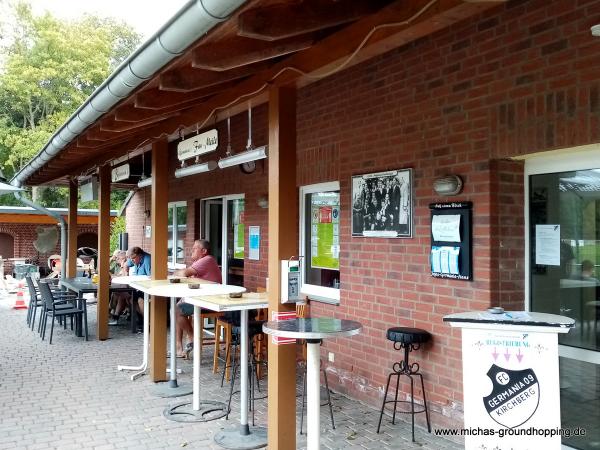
310, 195, 340, 270
248, 226, 260, 261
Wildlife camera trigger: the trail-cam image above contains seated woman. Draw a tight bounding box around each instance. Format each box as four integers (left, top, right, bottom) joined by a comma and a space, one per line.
108, 250, 131, 326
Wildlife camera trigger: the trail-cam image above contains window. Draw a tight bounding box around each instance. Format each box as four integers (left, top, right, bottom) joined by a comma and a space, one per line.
168, 201, 187, 265
300, 182, 340, 303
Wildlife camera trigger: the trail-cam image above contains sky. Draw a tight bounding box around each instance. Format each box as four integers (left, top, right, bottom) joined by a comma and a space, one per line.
25, 0, 190, 39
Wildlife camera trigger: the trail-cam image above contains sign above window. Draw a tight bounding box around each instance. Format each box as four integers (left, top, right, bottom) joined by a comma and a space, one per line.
177, 129, 219, 161
111, 164, 130, 183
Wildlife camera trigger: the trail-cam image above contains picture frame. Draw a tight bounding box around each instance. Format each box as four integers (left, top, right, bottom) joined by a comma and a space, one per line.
351, 168, 413, 238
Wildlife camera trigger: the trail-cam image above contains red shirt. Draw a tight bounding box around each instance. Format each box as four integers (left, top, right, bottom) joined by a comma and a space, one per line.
190, 255, 222, 283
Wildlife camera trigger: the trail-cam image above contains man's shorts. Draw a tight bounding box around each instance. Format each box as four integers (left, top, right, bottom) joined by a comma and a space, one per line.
179, 302, 194, 316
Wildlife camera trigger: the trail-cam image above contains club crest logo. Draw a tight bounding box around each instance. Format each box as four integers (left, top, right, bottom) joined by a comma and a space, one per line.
483, 364, 540, 428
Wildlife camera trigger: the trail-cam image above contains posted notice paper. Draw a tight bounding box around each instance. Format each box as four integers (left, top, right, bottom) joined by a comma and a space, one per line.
535, 224, 560, 266
431, 214, 461, 242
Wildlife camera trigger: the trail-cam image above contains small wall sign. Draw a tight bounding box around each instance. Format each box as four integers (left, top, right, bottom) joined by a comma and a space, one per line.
111, 164, 130, 182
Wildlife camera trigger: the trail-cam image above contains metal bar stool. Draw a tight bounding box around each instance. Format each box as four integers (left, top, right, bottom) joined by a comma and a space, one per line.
377, 327, 431, 442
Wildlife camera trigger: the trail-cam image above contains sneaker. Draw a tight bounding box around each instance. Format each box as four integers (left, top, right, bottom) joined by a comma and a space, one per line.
184, 342, 193, 352
108, 318, 118, 326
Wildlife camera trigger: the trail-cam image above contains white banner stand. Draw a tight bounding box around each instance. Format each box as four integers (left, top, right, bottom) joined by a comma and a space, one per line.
444, 310, 574, 450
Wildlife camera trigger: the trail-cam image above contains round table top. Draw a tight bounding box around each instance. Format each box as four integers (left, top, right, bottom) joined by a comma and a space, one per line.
262, 318, 362, 339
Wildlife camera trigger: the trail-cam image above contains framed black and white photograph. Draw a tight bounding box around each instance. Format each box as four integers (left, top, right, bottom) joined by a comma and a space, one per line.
351, 168, 412, 238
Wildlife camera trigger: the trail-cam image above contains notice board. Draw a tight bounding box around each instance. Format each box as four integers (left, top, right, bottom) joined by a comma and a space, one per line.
429, 201, 472, 281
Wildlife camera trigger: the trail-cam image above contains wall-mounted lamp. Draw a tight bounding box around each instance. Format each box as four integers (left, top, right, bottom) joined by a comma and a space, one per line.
433, 175, 463, 196
591, 24, 600, 36
137, 176, 152, 188
174, 160, 217, 178
257, 196, 268, 209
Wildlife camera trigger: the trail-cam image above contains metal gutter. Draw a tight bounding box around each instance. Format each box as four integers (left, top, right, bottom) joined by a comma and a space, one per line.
11, 0, 247, 188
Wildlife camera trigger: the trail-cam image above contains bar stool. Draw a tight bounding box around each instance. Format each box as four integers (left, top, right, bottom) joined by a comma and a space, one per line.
225, 320, 267, 425
377, 327, 431, 442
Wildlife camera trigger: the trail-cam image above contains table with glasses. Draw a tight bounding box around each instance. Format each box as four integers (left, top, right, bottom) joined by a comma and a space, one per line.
181, 292, 268, 448
263, 318, 362, 450
128, 278, 245, 398
60, 276, 133, 337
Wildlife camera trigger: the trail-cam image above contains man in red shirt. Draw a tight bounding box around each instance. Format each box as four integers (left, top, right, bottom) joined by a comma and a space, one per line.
175, 239, 221, 357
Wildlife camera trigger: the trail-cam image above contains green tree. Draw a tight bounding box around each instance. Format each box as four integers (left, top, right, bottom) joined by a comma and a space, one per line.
0, 2, 140, 209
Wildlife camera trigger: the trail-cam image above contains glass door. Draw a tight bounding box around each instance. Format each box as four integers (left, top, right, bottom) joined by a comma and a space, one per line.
201, 194, 244, 286
526, 149, 600, 449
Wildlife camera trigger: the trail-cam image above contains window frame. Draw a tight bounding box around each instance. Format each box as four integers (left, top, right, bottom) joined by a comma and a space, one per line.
299, 181, 341, 304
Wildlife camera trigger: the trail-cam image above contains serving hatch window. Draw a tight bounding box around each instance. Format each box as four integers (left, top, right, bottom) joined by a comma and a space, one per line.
300, 181, 340, 303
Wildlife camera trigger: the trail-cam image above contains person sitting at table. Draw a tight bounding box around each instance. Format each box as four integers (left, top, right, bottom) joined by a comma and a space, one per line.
580, 259, 600, 284
109, 250, 131, 326
174, 239, 222, 357
127, 246, 151, 328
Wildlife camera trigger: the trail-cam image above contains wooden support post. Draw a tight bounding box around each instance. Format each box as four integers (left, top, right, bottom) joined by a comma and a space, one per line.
267, 86, 297, 450
67, 179, 78, 278
150, 140, 168, 381
97, 165, 111, 341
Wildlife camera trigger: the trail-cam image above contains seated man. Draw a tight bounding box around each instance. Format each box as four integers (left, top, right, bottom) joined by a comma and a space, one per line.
175, 239, 221, 357
126, 246, 151, 328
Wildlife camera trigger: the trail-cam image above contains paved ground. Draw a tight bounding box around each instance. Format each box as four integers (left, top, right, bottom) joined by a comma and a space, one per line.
0, 292, 462, 449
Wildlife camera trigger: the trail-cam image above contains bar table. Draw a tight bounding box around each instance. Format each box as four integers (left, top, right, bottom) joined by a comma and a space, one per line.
180, 292, 268, 447
128, 278, 236, 398
263, 318, 362, 450
112, 275, 150, 380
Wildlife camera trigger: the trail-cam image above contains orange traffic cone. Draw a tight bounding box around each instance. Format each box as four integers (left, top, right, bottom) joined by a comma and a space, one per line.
13, 281, 27, 310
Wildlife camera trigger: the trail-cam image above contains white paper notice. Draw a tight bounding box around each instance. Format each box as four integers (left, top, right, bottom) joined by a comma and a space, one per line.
432, 214, 461, 242
431, 246, 441, 273
449, 247, 460, 274
535, 224, 560, 266
440, 247, 450, 273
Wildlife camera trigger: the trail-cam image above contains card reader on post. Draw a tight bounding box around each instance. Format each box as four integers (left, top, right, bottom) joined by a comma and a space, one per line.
281, 258, 301, 303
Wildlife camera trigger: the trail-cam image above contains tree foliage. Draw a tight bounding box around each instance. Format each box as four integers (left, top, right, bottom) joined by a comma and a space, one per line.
0, 2, 140, 208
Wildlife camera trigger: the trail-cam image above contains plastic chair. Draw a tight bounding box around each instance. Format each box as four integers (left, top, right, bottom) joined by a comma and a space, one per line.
38, 281, 87, 344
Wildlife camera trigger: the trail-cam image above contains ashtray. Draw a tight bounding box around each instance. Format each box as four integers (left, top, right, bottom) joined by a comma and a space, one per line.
487, 306, 504, 314
229, 292, 243, 298
169, 278, 181, 284
188, 283, 200, 289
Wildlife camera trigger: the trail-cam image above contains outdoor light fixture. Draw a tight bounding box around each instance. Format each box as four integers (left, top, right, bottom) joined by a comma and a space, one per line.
217, 146, 267, 168
217, 104, 268, 169
174, 160, 218, 178
433, 175, 463, 196
591, 24, 600, 36
137, 176, 152, 188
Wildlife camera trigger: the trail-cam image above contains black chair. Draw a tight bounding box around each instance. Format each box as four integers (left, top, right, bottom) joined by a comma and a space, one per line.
377, 327, 431, 442
299, 360, 335, 434
25, 275, 43, 330
224, 318, 267, 426
38, 280, 87, 344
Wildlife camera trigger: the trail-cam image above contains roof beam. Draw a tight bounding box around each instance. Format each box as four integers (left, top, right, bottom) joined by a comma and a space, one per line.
237, 0, 390, 41
192, 35, 314, 71
158, 62, 272, 92
99, 114, 175, 132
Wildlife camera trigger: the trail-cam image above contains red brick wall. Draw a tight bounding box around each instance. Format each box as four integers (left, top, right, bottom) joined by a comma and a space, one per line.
0, 222, 97, 273
124, 0, 600, 431
295, 0, 600, 429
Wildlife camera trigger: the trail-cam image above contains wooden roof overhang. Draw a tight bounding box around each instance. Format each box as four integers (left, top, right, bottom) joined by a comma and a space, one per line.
22, 0, 506, 187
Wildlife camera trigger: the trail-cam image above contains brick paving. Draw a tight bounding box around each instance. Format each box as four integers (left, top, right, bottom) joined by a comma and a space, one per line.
0, 293, 462, 449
